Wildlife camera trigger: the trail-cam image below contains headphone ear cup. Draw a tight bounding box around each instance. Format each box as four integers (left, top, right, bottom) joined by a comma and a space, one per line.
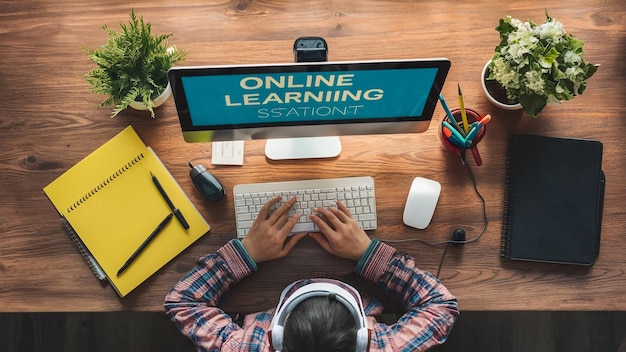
355, 327, 370, 352
270, 326, 284, 351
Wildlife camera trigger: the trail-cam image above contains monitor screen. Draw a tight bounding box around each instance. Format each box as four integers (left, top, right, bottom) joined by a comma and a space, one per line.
168, 58, 450, 143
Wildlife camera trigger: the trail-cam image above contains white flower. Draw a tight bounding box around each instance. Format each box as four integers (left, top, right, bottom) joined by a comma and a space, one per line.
506, 43, 531, 61
492, 57, 520, 88
564, 66, 584, 80
524, 71, 545, 94
537, 20, 565, 40
510, 17, 533, 33
564, 51, 581, 64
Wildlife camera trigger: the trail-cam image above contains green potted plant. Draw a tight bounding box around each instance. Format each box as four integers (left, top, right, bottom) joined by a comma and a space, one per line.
482, 11, 598, 117
84, 9, 186, 118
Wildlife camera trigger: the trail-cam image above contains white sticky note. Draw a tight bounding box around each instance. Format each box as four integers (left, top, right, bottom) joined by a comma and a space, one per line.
212, 141, 244, 165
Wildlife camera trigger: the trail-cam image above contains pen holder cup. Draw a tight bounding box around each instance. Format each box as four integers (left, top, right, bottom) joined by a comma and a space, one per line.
439, 108, 486, 166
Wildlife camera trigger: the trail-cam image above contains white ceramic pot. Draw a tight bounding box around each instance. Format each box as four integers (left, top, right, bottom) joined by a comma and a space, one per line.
481, 59, 522, 111
128, 82, 172, 111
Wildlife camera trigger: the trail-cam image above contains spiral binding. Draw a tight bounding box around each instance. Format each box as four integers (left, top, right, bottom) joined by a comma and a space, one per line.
60, 216, 106, 280
66, 153, 145, 214
501, 135, 518, 258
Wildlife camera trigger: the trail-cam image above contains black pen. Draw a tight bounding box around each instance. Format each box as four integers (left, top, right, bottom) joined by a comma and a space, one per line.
151, 172, 189, 229
117, 213, 173, 276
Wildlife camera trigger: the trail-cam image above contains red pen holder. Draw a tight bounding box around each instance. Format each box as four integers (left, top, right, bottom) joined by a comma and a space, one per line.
439, 108, 486, 166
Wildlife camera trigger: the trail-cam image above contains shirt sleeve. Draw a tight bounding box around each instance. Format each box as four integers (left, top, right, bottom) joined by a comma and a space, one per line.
355, 240, 459, 352
163, 239, 257, 351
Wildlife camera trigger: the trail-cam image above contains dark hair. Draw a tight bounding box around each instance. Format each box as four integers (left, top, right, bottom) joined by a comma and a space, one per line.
282, 296, 357, 352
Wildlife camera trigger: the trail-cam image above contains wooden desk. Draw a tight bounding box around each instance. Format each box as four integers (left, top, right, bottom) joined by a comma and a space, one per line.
1, 0, 625, 313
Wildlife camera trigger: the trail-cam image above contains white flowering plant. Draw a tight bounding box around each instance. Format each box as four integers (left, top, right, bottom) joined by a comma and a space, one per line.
487, 11, 598, 117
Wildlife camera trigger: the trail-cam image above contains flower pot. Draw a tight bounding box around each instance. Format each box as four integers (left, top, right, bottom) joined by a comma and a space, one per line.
128, 81, 172, 112
481, 59, 522, 111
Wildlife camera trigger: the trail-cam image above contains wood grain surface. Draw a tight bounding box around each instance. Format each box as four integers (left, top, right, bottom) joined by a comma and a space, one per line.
1, 0, 625, 312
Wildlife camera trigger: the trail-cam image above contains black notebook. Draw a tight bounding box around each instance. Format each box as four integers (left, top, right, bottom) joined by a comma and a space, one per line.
501, 134, 605, 266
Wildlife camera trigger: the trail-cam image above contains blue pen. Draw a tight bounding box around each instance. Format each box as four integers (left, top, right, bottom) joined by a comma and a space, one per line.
442, 121, 466, 148
438, 93, 466, 137
464, 123, 481, 145
464, 114, 491, 146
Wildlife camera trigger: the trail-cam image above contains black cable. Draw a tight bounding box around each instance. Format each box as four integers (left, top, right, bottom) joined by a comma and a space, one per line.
436, 243, 450, 278
379, 154, 489, 278
434, 158, 488, 278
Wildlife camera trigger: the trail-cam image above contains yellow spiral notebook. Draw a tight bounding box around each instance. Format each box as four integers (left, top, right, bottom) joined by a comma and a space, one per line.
44, 126, 210, 297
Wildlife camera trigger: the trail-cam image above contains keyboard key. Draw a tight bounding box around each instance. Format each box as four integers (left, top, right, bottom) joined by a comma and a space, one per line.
292, 222, 317, 233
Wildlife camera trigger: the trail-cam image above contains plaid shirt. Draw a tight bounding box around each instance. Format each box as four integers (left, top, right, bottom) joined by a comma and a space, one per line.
165, 240, 458, 352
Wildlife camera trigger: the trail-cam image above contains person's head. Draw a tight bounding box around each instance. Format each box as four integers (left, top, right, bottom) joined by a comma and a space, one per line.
282, 296, 357, 352
270, 281, 370, 352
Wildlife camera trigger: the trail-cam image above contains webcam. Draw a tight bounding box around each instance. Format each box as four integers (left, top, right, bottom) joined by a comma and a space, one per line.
293, 37, 328, 62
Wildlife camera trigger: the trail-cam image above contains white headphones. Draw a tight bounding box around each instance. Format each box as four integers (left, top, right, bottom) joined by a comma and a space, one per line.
269, 280, 370, 352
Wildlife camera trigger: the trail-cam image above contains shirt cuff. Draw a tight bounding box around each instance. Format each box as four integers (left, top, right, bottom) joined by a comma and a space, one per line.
355, 240, 396, 282
215, 239, 258, 281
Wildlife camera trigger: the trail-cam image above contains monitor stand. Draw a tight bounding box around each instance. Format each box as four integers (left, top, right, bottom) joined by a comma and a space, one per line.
265, 136, 341, 160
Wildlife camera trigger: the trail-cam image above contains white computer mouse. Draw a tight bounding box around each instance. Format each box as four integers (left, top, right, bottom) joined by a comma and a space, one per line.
403, 177, 441, 229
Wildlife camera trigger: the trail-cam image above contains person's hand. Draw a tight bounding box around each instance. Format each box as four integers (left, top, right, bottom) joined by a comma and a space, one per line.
308, 201, 371, 262
241, 196, 307, 263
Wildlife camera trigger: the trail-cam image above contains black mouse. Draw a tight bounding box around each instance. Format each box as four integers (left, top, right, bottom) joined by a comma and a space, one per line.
188, 162, 226, 202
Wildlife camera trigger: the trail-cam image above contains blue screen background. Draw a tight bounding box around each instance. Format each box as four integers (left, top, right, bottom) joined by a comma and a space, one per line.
181, 68, 439, 126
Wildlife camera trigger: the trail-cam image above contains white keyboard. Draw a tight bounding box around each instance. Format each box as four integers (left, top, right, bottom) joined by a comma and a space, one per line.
233, 176, 377, 239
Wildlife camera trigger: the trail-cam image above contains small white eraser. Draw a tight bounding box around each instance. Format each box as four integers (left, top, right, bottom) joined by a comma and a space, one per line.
212, 141, 244, 165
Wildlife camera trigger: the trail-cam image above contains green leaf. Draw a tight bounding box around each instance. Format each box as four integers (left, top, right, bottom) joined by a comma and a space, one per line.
541, 47, 560, 67
519, 93, 547, 118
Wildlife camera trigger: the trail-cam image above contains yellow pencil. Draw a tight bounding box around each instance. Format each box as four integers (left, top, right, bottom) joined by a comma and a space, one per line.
457, 83, 469, 134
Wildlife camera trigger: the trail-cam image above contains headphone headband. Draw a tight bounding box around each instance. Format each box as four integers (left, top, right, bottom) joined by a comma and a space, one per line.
270, 280, 369, 352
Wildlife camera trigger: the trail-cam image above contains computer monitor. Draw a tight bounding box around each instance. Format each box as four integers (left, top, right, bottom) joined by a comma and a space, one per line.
168, 58, 450, 160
